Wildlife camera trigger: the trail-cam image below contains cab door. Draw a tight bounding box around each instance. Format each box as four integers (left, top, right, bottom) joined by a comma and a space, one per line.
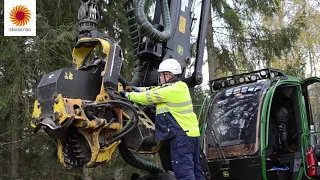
300, 77, 320, 179
300, 77, 320, 132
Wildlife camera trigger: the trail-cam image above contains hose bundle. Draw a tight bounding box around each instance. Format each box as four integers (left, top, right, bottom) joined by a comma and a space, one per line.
135, 0, 172, 42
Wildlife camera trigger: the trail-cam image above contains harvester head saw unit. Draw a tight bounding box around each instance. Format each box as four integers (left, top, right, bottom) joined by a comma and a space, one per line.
30, 35, 159, 168
30, 0, 160, 169
29, 0, 211, 178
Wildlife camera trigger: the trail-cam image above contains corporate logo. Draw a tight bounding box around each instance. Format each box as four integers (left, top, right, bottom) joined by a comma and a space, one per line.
10, 5, 31, 27
4, 0, 36, 36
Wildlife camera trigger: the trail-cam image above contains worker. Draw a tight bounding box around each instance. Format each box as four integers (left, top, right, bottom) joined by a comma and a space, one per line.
120, 58, 205, 180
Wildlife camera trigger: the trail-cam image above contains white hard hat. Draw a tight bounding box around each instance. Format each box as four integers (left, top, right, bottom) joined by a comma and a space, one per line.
157, 58, 182, 75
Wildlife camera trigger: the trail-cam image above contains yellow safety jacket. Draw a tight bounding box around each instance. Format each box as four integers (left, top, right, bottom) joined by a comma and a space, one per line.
128, 81, 200, 140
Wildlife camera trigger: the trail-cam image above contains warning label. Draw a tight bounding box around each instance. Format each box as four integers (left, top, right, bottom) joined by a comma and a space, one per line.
179, 16, 186, 34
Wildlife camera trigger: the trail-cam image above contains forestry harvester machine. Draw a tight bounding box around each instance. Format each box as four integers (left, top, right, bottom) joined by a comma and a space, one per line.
30, 0, 211, 179
203, 69, 320, 180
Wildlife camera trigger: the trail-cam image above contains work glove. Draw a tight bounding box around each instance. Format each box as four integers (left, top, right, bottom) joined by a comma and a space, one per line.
125, 86, 140, 92
120, 91, 129, 99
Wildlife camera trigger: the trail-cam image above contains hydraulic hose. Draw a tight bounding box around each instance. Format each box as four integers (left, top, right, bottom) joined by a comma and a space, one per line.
135, 0, 172, 42
120, 0, 172, 86
119, 70, 144, 87
118, 141, 165, 174
94, 100, 164, 174
84, 100, 163, 173
199, 96, 214, 150
119, 0, 148, 87
109, 117, 133, 138
89, 100, 140, 144
114, 1, 169, 173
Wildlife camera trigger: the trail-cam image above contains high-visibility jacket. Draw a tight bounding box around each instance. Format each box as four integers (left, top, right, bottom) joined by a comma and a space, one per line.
128, 81, 200, 140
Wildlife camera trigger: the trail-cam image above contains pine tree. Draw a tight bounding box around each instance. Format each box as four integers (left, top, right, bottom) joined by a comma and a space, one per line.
203, 0, 306, 79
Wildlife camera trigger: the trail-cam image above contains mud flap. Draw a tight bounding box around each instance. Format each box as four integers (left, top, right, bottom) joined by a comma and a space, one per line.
200, 150, 212, 180
159, 140, 173, 171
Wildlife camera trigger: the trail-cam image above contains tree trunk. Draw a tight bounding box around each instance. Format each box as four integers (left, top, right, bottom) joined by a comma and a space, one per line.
11, 90, 22, 180
206, 3, 218, 81
11, 119, 20, 179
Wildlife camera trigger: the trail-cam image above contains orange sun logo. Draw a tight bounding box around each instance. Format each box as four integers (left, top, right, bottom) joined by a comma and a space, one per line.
9, 5, 31, 27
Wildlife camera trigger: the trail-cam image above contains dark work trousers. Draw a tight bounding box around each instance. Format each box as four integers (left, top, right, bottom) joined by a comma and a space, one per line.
170, 134, 205, 180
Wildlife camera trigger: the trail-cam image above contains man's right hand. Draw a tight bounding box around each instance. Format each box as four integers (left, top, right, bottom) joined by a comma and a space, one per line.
120, 91, 129, 98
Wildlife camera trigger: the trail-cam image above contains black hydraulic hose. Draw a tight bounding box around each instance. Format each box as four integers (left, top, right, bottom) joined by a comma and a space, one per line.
93, 100, 164, 174
118, 141, 165, 174
135, 0, 172, 42
119, 59, 147, 87
108, 117, 133, 138
119, 75, 134, 87
119, 0, 153, 87
90, 100, 139, 144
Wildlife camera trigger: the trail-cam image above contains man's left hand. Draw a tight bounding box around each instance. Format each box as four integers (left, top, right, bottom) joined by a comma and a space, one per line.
120, 91, 129, 98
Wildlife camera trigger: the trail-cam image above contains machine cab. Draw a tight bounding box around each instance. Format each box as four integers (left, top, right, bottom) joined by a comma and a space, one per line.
203, 68, 320, 180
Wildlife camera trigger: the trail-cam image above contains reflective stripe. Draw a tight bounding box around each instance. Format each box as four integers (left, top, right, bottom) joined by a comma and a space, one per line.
146, 91, 153, 103
152, 90, 163, 103
179, 108, 194, 114
166, 100, 192, 107
156, 107, 169, 114
165, 100, 193, 114
156, 106, 193, 115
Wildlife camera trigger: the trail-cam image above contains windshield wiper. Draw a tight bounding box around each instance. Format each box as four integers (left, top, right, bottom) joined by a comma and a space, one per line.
209, 127, 228, 167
